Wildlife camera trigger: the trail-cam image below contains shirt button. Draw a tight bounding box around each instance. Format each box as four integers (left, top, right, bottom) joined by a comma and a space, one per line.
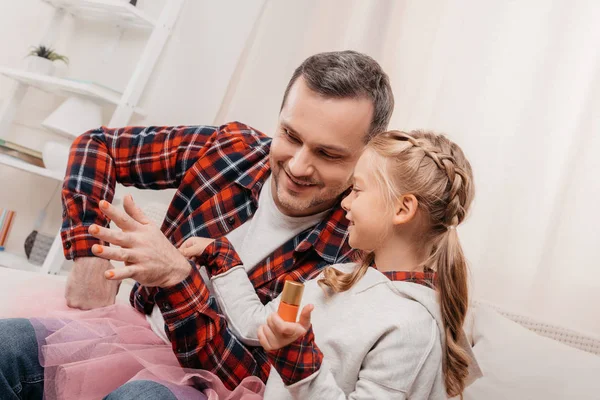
227, 217, 235, 225
62, 209, 67, 217
65, 242, 72, 250
163, 303, 172, 311
136, 293, 143, 300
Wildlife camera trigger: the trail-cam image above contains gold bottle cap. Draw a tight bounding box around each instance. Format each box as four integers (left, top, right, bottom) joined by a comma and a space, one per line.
281, 280, 304, 306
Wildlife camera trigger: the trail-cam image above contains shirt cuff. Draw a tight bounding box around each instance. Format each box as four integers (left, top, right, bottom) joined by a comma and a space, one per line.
194, 237, 243, 277
267, 326, 324, 386
154, 260, 209, 325
60, 225, 104, 260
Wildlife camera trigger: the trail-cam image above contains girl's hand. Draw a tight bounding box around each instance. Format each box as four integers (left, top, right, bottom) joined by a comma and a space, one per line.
178, 237, 215, 258
258, 304, 314, 351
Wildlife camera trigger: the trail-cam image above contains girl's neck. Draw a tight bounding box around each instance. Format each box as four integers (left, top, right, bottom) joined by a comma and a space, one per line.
373, 237, 424, 273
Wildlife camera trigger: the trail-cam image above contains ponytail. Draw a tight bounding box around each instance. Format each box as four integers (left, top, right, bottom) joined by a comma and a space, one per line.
428, 228, 470, 398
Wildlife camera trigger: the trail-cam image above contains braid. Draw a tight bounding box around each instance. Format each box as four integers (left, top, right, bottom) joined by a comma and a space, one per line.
385, 130, 471, 228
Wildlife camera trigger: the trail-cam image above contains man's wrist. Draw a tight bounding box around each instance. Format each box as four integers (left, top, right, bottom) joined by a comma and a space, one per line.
162, 257, 193, 288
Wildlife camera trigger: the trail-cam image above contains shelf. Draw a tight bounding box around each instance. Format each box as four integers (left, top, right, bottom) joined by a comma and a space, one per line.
42, 0, 156, 30
0, 153, 64, 181
0, 251, 41, 272
0, 67, 146, 116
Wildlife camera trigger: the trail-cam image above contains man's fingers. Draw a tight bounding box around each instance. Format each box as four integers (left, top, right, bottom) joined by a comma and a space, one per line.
123, 195, 151, 225
92, 244, 137, 264
88, 224, 131, 247
99, 200, 139, 231
105, 266, 141, 281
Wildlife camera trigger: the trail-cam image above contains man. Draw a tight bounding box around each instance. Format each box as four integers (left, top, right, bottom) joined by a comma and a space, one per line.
0, 50, 393, 399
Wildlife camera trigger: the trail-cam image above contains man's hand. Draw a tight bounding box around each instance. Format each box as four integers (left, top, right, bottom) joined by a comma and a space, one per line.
88, 195, 192, 288
258, 304, 314, 351
65, 257, 120, 310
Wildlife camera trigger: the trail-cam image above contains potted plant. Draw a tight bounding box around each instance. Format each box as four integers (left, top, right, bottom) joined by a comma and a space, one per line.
26, 45, 69, 75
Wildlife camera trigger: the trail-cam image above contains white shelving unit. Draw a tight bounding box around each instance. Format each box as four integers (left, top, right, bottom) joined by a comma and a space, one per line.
0, 0, 185, 274
0, 68, 146, 115
41, 0, 157, 29
0, 152, 63, 181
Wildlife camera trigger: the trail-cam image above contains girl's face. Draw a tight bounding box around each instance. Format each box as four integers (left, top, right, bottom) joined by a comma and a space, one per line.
341, 151, 393, 251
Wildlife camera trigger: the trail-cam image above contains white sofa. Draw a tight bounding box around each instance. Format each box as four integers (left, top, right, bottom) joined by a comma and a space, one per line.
459, 301, 600, 399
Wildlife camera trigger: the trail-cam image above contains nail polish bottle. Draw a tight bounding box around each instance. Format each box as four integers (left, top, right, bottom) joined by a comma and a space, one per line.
278, 281, 304, 322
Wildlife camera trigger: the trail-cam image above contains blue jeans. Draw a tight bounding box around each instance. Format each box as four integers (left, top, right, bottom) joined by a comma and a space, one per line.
0, 318, 177, 400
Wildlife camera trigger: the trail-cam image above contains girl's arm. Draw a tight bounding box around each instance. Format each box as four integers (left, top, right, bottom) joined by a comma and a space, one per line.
192, 237, 284, 346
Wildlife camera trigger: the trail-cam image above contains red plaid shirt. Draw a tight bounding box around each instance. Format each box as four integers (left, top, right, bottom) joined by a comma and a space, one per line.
61, 121, 354, 389
267, 269, 438, 386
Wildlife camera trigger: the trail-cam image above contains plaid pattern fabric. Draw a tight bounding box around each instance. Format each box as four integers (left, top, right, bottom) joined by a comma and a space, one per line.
61, 121, 354, 390
267, 327, 323, 386
267, 270, 438, 386
194, 237, 242, 277
382, 270, 437, 289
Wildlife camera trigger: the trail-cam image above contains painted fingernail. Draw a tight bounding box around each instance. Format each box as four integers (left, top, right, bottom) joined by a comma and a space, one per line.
106, 270, 115, 279
99, 200, 109, 209
89, 225, 99, 234
92, 244, 103, 254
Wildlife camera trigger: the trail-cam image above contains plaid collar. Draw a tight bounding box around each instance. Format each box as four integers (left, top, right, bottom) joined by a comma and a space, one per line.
234, 145, 272, 201
294, 205, 351, 263
382, 269, 437, 289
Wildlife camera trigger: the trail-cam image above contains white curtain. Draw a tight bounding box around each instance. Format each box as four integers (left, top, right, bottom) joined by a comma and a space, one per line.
214, 0, 600, 334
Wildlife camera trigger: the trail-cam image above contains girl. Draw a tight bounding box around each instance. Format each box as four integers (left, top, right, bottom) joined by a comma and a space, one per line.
181, 129, 480, 399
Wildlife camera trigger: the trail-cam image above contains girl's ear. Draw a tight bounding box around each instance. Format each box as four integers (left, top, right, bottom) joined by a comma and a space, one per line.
393, 194, 419, 226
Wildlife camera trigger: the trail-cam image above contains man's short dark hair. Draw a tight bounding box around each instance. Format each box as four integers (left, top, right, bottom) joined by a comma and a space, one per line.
281, 50, 394, 140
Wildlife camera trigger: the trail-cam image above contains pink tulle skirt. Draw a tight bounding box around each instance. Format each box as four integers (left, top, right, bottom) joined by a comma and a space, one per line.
0, 273, 265, 400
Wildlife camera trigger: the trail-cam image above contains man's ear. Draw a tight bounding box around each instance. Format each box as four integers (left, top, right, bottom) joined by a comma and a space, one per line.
392, 194, 419, 226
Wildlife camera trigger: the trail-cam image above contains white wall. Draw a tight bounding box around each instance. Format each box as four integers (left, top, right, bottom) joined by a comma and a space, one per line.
0, 0, 264, 256
213, 0, 600, 335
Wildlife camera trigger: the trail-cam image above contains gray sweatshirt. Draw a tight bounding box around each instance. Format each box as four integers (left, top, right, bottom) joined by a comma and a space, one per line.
211, 263, 480, 399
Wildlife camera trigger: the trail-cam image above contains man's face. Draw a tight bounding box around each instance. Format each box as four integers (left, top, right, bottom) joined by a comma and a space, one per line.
270, 77, 374, 217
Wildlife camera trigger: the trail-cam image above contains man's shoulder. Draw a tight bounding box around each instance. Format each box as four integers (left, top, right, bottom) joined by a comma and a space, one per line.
217, 121, 272, 147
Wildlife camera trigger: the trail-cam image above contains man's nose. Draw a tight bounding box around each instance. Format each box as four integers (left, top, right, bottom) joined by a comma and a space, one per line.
288, 146, 314, 177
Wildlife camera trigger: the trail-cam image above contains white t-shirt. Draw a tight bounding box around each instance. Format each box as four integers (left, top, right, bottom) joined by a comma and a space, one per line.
147, 176, 328, 343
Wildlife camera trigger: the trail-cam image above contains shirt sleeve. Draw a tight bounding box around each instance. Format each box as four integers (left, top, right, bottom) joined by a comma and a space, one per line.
266, 326, 324, 385
61, 124, 220, 259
